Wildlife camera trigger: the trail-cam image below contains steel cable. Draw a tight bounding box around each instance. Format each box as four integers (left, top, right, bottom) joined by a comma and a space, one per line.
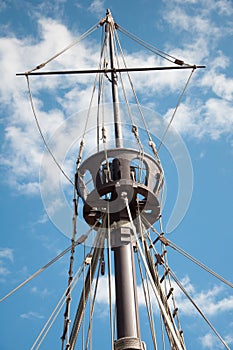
27, 22, 100, 74
168, 268, 230, 350
0, 228, 94, 303
26, 75, 74, 185
142, 215, 233, 289
31, 263, 85, 350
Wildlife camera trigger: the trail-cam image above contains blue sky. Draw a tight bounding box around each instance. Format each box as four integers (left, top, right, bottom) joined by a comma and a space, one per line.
0, 0, 233, 349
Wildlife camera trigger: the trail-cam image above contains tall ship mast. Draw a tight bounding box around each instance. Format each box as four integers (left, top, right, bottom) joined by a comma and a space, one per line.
2, 8, 232, 350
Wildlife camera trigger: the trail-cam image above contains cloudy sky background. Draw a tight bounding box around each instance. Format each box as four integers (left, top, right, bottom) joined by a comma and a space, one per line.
0, 0, 233, 349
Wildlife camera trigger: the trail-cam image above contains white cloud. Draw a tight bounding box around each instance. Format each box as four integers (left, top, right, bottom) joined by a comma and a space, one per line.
0, 17, 100, 196
205, 0, 233, 15
30, 286, 51, 298
20, 311, 45, 320
88, 0, 105, 17
0, 266, 11, 276
199, 332, 219, 349
0, 248, 14, 278
0, 248, 14, 262
171, 277, 233, 319
199, 330, 233, 349
163, 6, 221, 41
95, 272, 233, 322
164, 97, 233, 140
95, 275, 115, 304
201, 71, 233, 101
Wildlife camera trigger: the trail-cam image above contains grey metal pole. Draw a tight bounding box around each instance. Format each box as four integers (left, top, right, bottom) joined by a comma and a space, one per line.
106, 9, 123, 148
105, 9, 141, 342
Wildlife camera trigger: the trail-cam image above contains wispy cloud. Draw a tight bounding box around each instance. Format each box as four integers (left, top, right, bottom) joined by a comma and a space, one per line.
0, 248, 14, 279
199, 331, 233, 349
0, 266, 11, 276
94, 273, 233, 319
30, 286, 51, 298
94, 273, 233, 347
20, 311, 45, 320
88, 0, 105, 17
0, 248, 14, 262
173, 277, 233, 317
199, 332, 220, 349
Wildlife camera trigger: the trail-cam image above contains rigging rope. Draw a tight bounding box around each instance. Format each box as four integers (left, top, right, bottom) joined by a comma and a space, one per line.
157, 67, 196, 153
123, 193, 184, 350
169, 240, 233, 289
115, 25, 199, 160
26, 75, 74, 185
85, 256, 102, 350
117, 25, 190, 67
76, 30, 108, 171
160, 239, 184, 341
61, 195, 78, 350
136, 247, 158, 349
145, 224, 233, 288
0, 228, 93, 303
168, 267, 231, 350
69, 228, 106, 350
136, 208, 158, 350
107, 206, 114, 350
26, 22, 100, 74
142, 215, 233, 289
31, 263, 85, 350
114, 30, 154, 146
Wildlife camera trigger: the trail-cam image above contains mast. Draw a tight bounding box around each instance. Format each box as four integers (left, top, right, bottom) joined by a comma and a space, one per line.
68, 8, 190, 349
106, 9, 123, 148
105, 9, 141, 345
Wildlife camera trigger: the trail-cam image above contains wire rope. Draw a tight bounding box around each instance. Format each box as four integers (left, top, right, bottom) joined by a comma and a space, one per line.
96, 25, 105, 152
157, 67, 196, 153
107, 207, 114, 350
76, 29, 108, 171
142, 214, 233, 289
168, 267, 230, 350
136, 248, 158, 350
123, 193, 184, 350
61, 195, 78, 350
27, 22, 100, 74
114, 30, 154, 145
26, 75, 74, 185
136, 209, 158, 349
31, 262, 84, 350
113, 31, 146, 181
0, 229, 93, 303
159, 311, 166, 350
85, 255, 102, 350
82, 239, 86, 350
169, 241, 233, 289
117, 25, 189, 66
161, 239, 184, 342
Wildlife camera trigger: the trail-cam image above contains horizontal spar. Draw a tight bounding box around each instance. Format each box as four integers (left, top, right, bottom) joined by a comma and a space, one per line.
16, 65, 206, 76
